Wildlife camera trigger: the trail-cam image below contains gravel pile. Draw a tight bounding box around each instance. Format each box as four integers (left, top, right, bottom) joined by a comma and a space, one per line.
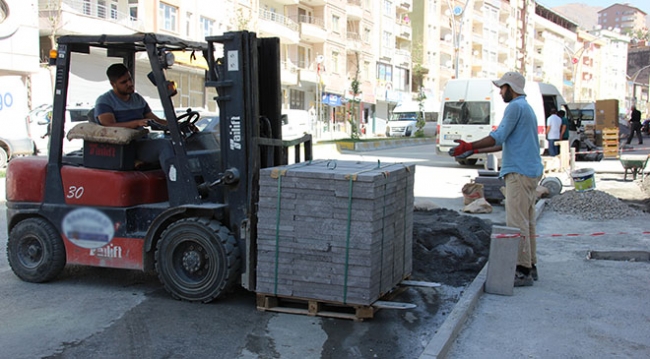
547, 189, 645, 221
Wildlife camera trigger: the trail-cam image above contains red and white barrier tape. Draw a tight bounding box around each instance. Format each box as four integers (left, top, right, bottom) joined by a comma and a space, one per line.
492, 231, 650, 239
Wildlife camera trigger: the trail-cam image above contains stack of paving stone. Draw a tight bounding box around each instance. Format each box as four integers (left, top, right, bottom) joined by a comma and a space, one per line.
256, 160, 415, 306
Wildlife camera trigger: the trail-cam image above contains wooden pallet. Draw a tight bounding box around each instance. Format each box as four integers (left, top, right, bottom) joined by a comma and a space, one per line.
256, 284, 414, 321
601, 127, 619, 158
256, 293, 378, 321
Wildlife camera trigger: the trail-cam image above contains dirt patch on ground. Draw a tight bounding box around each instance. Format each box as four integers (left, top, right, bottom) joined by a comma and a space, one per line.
411, 208, 492, 287
410, 176, 650, 288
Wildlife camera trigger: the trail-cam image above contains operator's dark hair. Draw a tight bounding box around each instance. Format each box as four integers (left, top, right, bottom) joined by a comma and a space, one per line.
106, 63, 129, 83
557, 110, 565, 117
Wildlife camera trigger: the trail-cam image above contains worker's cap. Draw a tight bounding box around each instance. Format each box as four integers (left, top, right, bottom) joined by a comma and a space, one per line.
493, 72, 526, 95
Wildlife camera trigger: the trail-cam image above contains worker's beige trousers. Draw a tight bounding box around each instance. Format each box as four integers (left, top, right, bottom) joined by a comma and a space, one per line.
504, 173, 542, 268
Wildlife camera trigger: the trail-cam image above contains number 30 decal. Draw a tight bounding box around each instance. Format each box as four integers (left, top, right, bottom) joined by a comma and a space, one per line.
67, 186, 84, 199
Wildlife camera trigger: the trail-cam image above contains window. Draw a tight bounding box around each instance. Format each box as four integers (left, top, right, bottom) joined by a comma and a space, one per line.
129, 0, 137, 20
332, 15, 340, 33
110, 0, 118, 20
83, 0, 91, 15
377, 62, 392, 82
363, 61, 370, 80
290, 90, 305, 109
98, 0, 106, 18
384, 0, 393, 14
159, 3, 178, 32
331, 51, 339, 73
186, 12, 192, 37
363, 28, 371, 43
200, 17, 214, 37
394, 67, 410, 92
382, 30, 392, 45
297, 46, 311, 69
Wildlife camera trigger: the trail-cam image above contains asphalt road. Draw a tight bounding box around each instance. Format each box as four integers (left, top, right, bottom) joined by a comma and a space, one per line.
0, 143, 483, 359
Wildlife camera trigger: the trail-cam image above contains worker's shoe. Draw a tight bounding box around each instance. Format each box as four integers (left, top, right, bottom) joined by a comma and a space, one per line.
514, 267, 534, 287
531, 265, 538, 281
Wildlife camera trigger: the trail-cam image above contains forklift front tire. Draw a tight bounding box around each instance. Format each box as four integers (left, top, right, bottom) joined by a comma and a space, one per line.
155, 217, 241, 303
7, 218, 66, 283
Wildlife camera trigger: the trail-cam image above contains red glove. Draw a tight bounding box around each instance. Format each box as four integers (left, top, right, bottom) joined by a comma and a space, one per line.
449, 140, 474, 157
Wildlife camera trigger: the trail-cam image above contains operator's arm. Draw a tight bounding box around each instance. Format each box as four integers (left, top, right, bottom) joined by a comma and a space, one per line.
97, 112, 149, 129
560, 124, 567, 139
144, 111, 168, 126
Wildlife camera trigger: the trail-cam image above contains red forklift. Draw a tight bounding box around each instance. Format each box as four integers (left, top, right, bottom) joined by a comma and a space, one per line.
5, 31, 311, 302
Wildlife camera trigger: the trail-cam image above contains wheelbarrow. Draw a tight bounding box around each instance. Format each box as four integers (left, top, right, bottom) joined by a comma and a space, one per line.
619, 154, 650, 181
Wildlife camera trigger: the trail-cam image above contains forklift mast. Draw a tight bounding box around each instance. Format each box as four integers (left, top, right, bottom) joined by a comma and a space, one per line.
205, 31, 284, 289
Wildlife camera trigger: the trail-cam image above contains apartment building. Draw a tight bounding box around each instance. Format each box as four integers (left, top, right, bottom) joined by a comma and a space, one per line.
571, 30, 606, 103
531, 4, 578, 101
0, 0, 40, 124
590, 27, 631, 111
598, 3, 647, 35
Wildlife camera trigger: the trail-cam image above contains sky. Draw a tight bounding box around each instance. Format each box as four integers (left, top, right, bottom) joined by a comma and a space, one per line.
536, 0, 649, 15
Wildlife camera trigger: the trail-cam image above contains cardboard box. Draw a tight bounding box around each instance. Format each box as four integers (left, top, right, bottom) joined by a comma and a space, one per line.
595, 99, 619, 130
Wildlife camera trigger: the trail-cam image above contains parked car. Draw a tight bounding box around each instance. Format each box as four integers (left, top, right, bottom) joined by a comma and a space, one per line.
28, 104, 93, 155
1, 111, 35, 168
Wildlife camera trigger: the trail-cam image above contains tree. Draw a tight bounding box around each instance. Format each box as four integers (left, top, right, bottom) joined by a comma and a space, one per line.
348, 52, 362, 140
411, 43, 428, 137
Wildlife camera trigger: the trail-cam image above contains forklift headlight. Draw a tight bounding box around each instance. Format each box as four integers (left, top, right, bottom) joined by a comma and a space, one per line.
159, 51, 175, 68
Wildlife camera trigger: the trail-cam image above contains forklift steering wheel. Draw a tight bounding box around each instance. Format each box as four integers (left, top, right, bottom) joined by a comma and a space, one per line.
177, 110, 201, 137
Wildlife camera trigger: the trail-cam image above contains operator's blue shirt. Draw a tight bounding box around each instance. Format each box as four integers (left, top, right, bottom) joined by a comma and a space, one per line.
489, 95, 543, 178
94, 91, 151, 123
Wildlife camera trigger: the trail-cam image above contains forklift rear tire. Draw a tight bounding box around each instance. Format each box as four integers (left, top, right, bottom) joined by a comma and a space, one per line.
7, 218, 66, 283
155, 217, 241, 303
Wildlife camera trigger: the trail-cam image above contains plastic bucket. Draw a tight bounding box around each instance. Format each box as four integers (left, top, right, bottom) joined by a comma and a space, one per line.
571, 168, 596, 192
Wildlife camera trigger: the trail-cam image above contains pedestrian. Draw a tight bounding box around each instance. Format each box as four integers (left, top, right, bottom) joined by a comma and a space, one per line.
449, 71, 543, 287
558, 109, 569, 141
546, 108, 562, 156
626, 105, 643, 145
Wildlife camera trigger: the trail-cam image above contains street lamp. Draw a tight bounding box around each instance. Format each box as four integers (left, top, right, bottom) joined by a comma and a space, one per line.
316, 55, 324, 138
626, 64, 650, 111
446, 0, 471, 79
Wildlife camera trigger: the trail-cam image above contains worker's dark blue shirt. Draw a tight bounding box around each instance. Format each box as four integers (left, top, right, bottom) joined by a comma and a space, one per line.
94, 91, 151, 124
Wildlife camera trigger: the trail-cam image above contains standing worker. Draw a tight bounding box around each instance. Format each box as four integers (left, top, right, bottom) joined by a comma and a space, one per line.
626, 105, 643, 145
546, 108, 562, 156
558, 109, 569, 141
449, 71, 543, 287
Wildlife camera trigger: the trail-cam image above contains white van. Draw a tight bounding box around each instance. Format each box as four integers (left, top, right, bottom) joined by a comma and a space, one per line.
436, 79, 569, 165
386, 100, 438, 137
281, 109, 311, 140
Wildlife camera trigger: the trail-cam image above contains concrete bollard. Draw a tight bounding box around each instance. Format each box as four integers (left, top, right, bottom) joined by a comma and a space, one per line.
485, 225, 521, 296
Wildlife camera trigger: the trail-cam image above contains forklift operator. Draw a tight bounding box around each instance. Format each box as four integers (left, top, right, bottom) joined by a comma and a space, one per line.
94, 63, 175, 174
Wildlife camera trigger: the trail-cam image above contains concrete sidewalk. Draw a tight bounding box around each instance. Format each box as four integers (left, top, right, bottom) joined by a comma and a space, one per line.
419, 157, 650, 358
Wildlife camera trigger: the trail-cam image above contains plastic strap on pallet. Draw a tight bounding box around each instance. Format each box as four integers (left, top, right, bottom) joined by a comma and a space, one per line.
342, 161, 407, 303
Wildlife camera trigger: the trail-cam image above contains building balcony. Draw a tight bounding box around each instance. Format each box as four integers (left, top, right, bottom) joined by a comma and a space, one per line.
346, 0, 363, 20
397, 0, 412, 11
346, 32, 363, 52
396, 23, 411, 40
394, 49, 411, 67
379, 47, 394, 61
281, 60, 299, 86
258, 8, 300, 45
38, 0, 145, 37
293, 16, 327, 43
439, 40, 454, 56
300, 68, 319, 84
275, 0, 299, 4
